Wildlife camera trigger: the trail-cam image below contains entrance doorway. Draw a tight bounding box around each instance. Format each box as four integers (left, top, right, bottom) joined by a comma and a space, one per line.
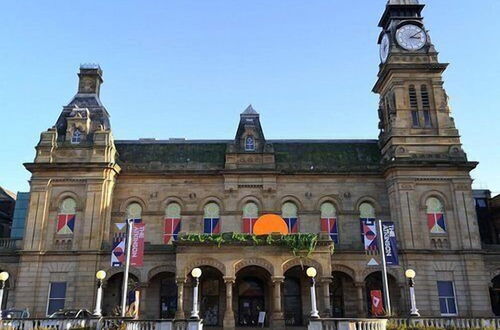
198, 266, 223, 326
238, 277, 265, 326
284, 266, 305, 326
490, 275, 500, 316
236, 266, 270, 327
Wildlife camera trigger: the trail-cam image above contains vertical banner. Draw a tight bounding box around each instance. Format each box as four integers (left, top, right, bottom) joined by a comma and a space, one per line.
111, 223, 126, 267
131, 223, 145, 266
382, 221, 399, 266
370, 290, 384, 316
360, 219, 378, 250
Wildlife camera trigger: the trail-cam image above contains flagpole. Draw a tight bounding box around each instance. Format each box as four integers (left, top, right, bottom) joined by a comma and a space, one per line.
121, 218, 134, 317
377, 219, 392, 316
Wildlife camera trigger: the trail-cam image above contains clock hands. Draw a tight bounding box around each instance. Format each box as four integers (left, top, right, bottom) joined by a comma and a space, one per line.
409, 31, 422, 39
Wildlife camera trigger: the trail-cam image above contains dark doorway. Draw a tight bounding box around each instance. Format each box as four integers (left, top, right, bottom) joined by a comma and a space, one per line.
238, 277, 265, 326
364, 272, 400, 316
102, 272, 139, 317
199, 266, 223, 326
284, 266, 305, 326
490, 276, 500, 316
284, 277, 302, 325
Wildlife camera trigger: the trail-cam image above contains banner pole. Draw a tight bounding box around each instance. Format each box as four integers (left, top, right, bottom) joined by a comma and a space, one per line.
377, 219, 392, 316
121, 218, 133, 317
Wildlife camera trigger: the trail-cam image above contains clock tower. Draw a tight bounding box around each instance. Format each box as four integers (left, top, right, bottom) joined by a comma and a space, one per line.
374, 0, 467, 164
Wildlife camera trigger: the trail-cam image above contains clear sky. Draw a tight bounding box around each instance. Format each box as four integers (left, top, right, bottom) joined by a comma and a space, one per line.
0, 1, 499, 195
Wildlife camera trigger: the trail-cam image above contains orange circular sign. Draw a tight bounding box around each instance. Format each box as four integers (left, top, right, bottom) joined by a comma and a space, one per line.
253, 214, 289, 235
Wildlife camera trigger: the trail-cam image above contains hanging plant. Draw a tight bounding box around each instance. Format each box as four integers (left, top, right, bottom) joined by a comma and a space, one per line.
177, 233, 324, 256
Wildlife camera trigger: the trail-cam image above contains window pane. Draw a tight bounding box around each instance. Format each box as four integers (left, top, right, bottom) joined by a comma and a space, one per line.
48, 299, 65, 315
439, 298, 447, 314
412, 111, 420, 127
49, 282, 67, 299
447, 298, 457, 314
424, 110, 431, 127
437, 281, 454, 297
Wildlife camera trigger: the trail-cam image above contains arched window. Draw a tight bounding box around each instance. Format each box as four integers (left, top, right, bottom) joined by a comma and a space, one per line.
359, 202, 377, 251
426, 197, 446, 234
282, 202, 299, 233
164, 203, 181, 244
204, 203, 221, 234
57, 198, 76, 235
71, 129, 82, 144
126, 202, 142, 221
242, 202, 259, 234
321, 202, 338, 244
245, 136, 255, 151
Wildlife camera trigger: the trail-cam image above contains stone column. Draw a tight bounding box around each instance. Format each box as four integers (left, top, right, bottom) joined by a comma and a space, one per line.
175, 278, 186, 319
320, 277, 333, 317
223, 277, 235, 329
354, 282, 366, 317
271, 276, 285, 330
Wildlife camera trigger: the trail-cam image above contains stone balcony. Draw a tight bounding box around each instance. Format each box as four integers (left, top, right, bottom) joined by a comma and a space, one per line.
0, 238, 22, 251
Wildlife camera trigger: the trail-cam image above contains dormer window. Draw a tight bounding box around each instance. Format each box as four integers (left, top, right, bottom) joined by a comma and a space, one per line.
71, 129, 82, 144
245, 136, 255, 151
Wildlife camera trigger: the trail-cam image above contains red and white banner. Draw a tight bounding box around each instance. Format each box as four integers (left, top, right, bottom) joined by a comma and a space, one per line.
370, 290, 384, 316
130, 223, 145, 266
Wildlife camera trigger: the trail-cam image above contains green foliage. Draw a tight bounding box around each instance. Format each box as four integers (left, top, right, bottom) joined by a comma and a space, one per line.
178, 232, 323, 256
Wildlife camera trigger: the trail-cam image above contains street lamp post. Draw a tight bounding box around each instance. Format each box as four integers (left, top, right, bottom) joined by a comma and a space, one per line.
191, 268, 202, 319
0, 271, 9, 320
405, 269, 420, 317
306, 267, 320, 319
94, 270, 107, 317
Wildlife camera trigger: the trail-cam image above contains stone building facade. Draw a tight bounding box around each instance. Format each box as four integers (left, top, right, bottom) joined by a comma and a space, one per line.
1, 0, 497, 327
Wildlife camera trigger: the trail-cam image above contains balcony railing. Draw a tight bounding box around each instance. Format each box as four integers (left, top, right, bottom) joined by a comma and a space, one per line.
309, 318, 388, 330
0, 238, 22, 251
390, 317, 500, 329
0, 318, 187, 330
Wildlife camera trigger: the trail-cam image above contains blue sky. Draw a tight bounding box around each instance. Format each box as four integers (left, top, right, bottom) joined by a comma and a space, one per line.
0, 1, 499, 195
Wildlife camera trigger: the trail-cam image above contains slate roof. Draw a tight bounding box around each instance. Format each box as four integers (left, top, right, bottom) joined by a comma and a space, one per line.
115, 139, 381, 173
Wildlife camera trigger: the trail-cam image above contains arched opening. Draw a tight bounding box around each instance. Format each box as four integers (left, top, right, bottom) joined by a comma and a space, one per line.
197, 266, 224, 326
147, 271, 177, 319
236, 266, 271, 327
365, 272, 401, 316
490, 275, 500, 316
102, 272, 139, 317
284, 266, 306, 326
330, 271, 356, 318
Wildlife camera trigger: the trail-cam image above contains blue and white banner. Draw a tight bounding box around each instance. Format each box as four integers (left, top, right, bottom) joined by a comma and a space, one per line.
381, 221, 399, 266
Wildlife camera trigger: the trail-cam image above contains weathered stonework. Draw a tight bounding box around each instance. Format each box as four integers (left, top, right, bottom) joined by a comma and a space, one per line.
1, 1, 497, 327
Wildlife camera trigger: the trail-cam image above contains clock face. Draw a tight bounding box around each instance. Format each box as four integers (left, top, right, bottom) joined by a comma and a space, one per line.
396, 24, 427, 51
380, 33, 390, 63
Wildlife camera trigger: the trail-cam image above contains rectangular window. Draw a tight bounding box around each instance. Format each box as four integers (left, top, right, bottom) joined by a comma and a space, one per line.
204, 218, 220, 234
423, 110, 432, 127
437, 281, 458, 316
321, 218, 339, 244
411, 111, 420, 127
284, 217, 299, 233
164, 218, 181, 244
47, 282, 67, 315
242, 218, 258, 234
